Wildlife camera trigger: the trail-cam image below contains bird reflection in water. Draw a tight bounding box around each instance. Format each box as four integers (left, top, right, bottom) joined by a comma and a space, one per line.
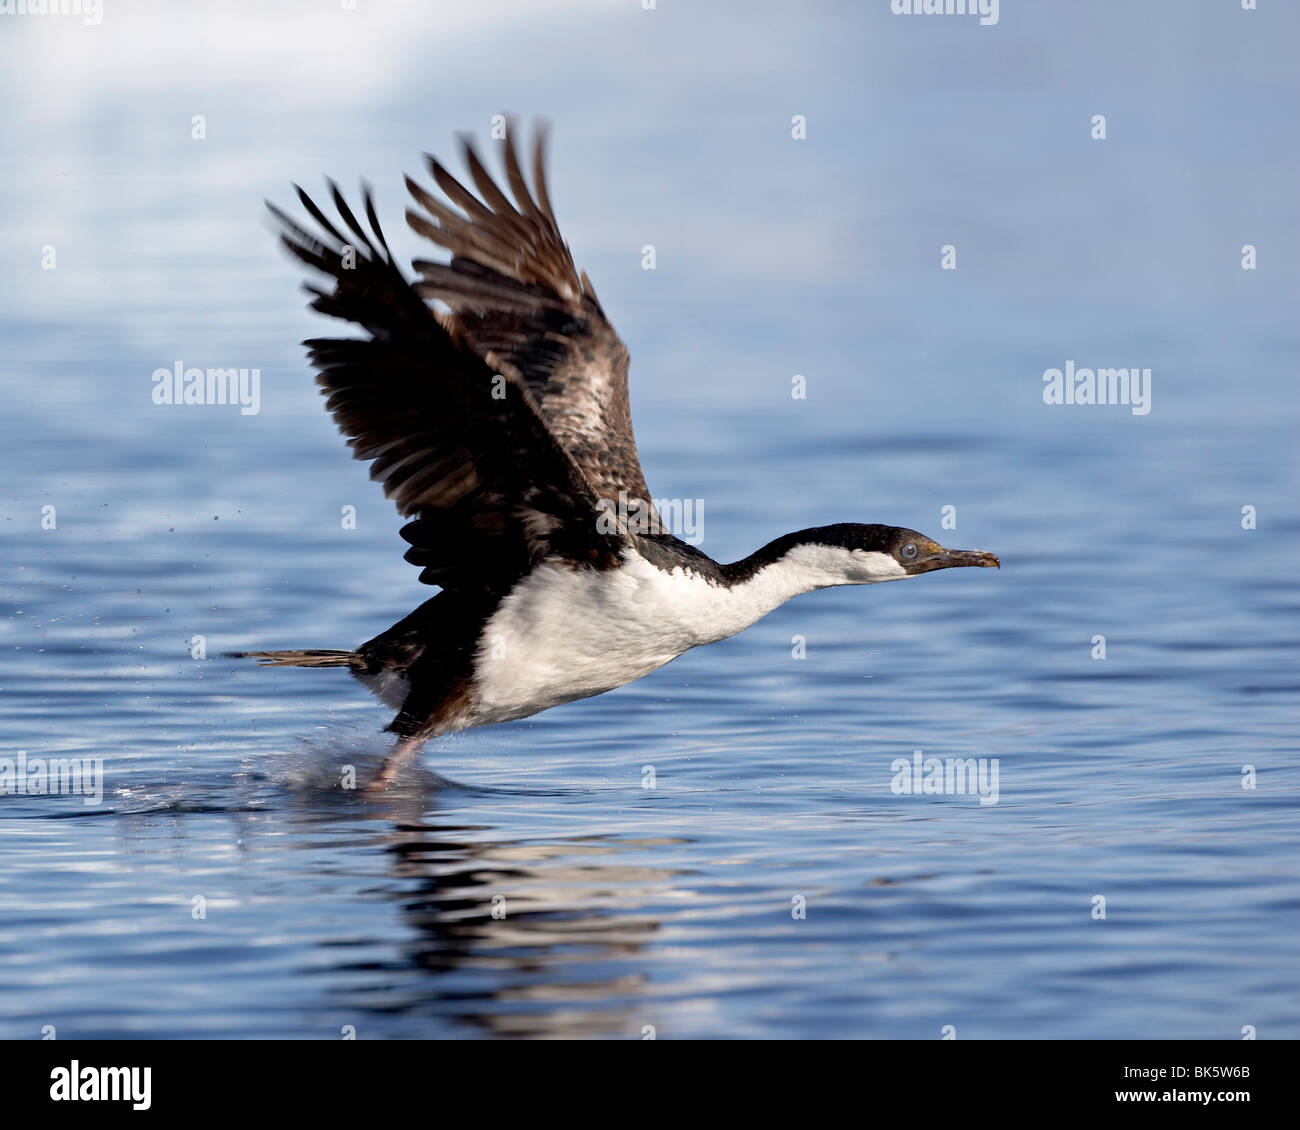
338, 788, 689, 1038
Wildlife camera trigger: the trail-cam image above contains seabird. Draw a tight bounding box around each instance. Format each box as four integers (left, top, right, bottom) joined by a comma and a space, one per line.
242, 124, 1000, 788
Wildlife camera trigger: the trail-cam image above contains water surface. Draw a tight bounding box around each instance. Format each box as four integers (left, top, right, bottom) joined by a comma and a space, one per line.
2, 0, 1298, 1039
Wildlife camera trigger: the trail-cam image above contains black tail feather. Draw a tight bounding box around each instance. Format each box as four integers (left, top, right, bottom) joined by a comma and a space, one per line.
231, 649, 356, 668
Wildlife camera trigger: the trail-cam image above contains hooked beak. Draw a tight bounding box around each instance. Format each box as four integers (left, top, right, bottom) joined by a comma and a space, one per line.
906, 546, 1001, 575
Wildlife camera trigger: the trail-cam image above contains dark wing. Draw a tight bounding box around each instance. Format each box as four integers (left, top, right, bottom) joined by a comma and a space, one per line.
403, 123, 658, 521
268, 182, 626, 591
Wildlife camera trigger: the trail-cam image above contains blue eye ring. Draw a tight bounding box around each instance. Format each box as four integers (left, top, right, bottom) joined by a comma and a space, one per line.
901, 543, 918, 560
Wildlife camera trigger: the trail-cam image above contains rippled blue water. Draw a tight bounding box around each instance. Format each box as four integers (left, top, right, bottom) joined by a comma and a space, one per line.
3, 1, 1298, 1039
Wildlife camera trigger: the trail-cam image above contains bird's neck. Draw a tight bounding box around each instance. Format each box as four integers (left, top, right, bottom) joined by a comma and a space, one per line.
664, 533, 905, 646
722, 531, 904, 591
721, 541, 834, 603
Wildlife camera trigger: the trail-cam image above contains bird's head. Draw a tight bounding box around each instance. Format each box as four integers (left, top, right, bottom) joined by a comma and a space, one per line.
772, 523, 1000, 586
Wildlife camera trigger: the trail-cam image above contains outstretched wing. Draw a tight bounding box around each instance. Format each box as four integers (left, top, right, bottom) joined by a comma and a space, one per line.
404, 123, 657, 520
268, 182, 626, 591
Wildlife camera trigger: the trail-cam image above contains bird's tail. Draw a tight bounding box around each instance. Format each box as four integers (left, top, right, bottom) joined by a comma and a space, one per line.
233, 649, 357, 668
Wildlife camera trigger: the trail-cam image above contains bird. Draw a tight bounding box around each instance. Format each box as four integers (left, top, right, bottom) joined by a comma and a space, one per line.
241, 122, 1000, 789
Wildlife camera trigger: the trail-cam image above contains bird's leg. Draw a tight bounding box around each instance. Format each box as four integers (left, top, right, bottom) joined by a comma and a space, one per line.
365, 735, 427, 791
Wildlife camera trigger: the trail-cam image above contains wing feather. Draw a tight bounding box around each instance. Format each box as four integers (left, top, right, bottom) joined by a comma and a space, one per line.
405, 122, 658, 520
269, 183, 626, 590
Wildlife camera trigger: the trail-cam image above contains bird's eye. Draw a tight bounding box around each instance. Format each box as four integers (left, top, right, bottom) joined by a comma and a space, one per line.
901, 543, 918, 560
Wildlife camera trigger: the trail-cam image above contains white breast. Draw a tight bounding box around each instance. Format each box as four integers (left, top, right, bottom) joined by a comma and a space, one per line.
469, 551, 758, 725
468, 544, 904, 727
